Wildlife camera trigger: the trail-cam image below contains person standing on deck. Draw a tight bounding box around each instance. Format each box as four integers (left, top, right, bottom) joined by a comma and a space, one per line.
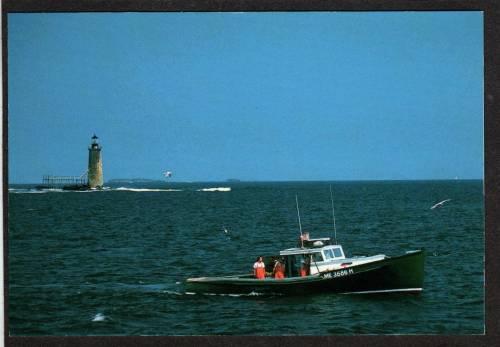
273, 259, 285, 279
253, 256, 266, 279
300, 257, 310, 277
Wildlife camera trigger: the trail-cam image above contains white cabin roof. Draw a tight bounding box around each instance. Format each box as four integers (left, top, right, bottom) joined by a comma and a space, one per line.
280, 244, 344, 256
280, 248, 322, 256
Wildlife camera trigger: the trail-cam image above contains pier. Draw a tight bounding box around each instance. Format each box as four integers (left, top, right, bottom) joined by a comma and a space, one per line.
41, 173, 88, 188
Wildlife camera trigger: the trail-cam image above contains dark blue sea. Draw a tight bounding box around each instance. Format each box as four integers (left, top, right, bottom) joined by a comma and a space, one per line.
8, 180, 484, 335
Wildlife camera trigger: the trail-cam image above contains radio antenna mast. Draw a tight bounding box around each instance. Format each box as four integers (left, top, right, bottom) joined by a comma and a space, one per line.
329, 185, 337, 245
295, 195, 304, 248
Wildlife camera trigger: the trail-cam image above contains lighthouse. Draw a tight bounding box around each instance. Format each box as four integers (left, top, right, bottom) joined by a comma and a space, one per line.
88, 134, 103, 188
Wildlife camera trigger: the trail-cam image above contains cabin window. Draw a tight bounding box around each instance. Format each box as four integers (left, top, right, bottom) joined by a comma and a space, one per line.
312, 252, 324, 262
333, 248, 343, 258
323, 249, 334, 259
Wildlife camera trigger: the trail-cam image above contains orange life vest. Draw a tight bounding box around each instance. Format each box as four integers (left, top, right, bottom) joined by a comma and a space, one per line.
300, 267, 308, 277
274, 263, 285, 279
254, 261, 266, 279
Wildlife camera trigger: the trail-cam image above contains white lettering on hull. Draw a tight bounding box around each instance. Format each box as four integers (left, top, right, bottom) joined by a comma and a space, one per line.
321, 268, 354, 279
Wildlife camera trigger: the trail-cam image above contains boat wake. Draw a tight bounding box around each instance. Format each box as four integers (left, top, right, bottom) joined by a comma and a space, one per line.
182, 291, 281, 297
197, 187, 231, 192
340, 288, 423, 295
161, 290, 185, 296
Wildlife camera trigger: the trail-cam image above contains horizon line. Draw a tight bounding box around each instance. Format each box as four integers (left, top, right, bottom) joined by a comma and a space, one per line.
8, 178, 484, 185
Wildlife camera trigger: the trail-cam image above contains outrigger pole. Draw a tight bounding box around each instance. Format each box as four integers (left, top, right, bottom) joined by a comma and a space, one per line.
329, 185, 337, 245
295, 195, 304, 248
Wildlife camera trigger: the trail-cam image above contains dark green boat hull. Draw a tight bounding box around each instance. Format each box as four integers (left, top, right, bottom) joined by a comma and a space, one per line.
185, 250, 425, 295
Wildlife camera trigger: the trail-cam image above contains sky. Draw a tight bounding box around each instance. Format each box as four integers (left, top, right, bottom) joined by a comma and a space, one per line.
8, 12, 483, 183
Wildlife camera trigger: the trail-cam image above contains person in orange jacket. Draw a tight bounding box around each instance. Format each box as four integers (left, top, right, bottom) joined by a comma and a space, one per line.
273, 259, 286, 279
253, 256, 266, 279
300, 258, 310, 277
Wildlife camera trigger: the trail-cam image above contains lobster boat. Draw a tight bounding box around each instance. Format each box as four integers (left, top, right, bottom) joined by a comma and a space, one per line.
185, 234, 425, 295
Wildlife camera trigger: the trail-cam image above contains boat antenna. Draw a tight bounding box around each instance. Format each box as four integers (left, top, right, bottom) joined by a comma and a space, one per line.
329, 185, 337, 245
295, 194, 304, 248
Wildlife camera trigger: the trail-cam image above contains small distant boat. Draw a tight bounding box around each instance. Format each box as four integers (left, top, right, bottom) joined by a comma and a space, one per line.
186, 235, 425, 295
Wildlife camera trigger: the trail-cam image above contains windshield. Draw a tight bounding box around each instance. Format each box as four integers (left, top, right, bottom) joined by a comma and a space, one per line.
324, 249, 334, 259
323, 248, 343, 259
333, 248, 343, 258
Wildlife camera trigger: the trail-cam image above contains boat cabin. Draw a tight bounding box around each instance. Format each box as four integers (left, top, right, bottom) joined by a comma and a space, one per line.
267, 237, 350, 277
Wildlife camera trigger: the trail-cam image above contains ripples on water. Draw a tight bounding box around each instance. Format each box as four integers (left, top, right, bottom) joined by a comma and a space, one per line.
8, 181, 484, 335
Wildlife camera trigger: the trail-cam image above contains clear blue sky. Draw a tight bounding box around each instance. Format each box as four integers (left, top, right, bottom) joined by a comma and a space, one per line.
8, 12, 483, 183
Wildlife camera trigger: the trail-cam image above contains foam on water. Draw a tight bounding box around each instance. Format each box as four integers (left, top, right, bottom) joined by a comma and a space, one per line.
9, 189, 49, 194
71, 190, 101, 193
158, 290, 272, 297
197, 187, 231, 192
92, 313, 106, 322
161, 290, 184, 296
192, 291, 279, 297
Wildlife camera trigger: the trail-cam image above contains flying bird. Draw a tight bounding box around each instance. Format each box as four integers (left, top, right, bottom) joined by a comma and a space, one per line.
163, 171, 172, 178
430, 199, 451, 210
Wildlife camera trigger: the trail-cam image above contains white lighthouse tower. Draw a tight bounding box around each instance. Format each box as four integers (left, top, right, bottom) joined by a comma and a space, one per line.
88, 134, 103, 189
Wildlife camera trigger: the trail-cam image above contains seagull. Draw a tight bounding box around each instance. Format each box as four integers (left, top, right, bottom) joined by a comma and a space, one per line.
430, 199, 451, 210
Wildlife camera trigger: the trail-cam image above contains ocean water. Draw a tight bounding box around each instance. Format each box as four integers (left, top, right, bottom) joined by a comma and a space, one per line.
8, 180, 484, 335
